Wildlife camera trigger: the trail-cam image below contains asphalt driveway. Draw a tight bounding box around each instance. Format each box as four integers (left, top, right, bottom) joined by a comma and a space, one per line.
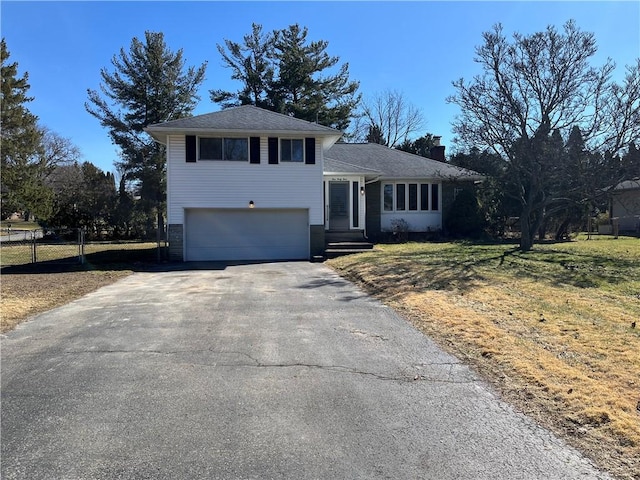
1, 262, 610, 479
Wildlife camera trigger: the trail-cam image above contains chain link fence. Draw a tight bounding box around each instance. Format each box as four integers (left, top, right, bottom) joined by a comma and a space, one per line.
0, 228, 85, 266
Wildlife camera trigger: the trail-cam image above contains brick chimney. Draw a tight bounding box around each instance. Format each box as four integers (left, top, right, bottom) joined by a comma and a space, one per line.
430, 136, 446, 162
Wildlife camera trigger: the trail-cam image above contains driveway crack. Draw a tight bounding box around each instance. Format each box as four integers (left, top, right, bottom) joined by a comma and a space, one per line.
231, 361, 476, 384
52, 350, 475, 384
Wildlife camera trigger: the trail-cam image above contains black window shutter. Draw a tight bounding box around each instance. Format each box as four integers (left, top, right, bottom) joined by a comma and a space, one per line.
250, 137, 260, 164
185, 135, 196, 162
305, 137, 316, 164
268, 137, 279, 164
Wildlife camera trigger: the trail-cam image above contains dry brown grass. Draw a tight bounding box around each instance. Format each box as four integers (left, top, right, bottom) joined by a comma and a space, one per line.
1, 270, 132, 332
1, 242, 157, 332
328, 236, 640, 480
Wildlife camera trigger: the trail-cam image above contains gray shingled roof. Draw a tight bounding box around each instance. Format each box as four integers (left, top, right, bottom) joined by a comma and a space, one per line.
325, 143, 483, 180
613, 179, 640, 191
324, 157, 382, 175
146, 105, 341, 135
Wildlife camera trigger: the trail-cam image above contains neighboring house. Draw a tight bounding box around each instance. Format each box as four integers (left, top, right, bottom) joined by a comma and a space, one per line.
146, 105, 481, 262
610, 179, 640, 232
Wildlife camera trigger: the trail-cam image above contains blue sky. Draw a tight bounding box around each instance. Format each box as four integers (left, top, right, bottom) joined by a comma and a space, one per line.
2, 1, 639, 174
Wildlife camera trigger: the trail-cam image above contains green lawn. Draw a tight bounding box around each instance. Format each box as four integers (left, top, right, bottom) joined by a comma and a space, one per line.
0, 219, 41, 231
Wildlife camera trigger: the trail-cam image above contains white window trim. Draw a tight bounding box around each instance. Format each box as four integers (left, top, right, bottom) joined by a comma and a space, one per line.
382, 182, 440, 212
198, 136, 249, 162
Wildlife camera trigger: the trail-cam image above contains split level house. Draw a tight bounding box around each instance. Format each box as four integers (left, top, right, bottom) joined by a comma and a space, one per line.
146, 105, 482, 262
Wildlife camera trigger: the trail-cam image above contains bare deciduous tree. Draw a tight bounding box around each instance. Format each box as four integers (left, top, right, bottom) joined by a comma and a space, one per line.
357, 89, 424, 148
448, 20, 639, 250
40, 127, 81, 173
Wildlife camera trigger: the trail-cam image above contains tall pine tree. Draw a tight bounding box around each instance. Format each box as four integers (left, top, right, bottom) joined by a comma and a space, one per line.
212, 24, 360, 131
0, 38, 48, 220
211, 23, 274, 109
86, 31, 207, 237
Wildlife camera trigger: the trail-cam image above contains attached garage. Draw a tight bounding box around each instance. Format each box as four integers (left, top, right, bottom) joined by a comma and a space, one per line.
184, 208, 309, 261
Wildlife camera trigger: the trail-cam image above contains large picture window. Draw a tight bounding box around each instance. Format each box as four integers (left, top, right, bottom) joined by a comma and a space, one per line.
199, 137, 248, 161
280, 139, 304, 162
383, 182, 439, 212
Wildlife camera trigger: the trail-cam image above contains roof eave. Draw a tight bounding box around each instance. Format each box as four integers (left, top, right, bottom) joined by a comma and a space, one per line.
324, 170, 368, 176
144, 127, 342, 148
377, 174, 485, 181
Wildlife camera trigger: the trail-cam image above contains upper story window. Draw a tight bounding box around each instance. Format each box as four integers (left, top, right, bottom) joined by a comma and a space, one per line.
199, 137, 248, 161
187, 135, 315, 165
280, 139, 304, 162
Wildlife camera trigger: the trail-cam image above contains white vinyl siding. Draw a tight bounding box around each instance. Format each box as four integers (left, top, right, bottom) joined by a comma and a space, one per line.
166, 135, 323, 226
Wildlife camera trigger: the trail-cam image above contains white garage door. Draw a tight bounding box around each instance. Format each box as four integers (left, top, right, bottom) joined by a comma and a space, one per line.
185, 208, 309, 261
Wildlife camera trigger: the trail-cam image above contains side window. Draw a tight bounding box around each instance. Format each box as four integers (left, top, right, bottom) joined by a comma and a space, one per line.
408, 183, 418, 211
420, 184, 429, 210
396, 184, 406, 211
383, 184, 394, 211
431, 184, 439, 211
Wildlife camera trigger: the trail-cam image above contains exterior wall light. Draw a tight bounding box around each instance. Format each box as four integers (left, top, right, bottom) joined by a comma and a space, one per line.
249, 200, 255, 208
360, 186, 365, 195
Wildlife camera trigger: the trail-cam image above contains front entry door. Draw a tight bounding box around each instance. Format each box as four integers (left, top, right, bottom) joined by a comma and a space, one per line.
329, 182, 350, 230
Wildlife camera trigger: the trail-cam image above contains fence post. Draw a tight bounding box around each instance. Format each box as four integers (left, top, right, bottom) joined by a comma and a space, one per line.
78, 229, 85, 264
31, 230, 37, 263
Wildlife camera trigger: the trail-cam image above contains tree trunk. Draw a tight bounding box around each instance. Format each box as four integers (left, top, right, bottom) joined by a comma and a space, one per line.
538, 219, 548, 241
531, 211, 546, 245
520, 224, 533, 251
555, 217, 571, 240
519, 199, 535, 252
519, 211, 534, 251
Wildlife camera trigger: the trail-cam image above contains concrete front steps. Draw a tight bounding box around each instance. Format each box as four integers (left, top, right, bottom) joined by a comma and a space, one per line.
324, 230, 375, 258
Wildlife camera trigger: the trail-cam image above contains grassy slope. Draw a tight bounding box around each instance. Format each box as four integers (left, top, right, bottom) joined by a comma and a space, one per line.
327, 235, 640, 480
